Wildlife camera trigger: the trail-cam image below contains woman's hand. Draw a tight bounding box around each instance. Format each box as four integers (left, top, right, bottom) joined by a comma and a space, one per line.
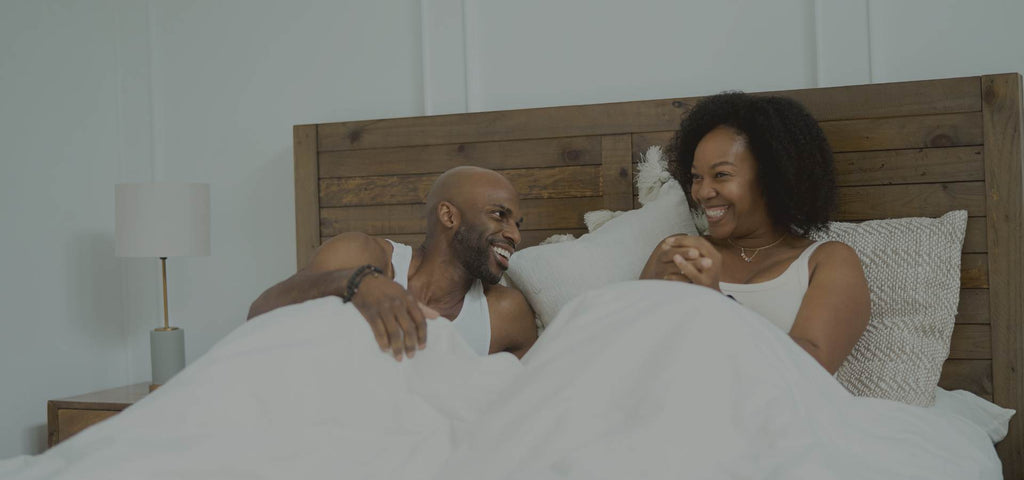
640, 235, 722, 291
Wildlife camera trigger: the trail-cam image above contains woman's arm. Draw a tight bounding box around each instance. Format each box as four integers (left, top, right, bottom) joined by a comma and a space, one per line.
789, 241, 871, 374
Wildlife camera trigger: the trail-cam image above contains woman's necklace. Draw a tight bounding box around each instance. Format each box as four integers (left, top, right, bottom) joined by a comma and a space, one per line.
727, 234, 786, 263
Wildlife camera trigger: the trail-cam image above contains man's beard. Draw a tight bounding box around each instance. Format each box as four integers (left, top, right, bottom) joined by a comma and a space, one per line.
453, 224, 501, 285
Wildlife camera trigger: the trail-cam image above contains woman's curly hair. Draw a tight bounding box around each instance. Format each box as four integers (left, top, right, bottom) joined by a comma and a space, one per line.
667, 91, 837, 237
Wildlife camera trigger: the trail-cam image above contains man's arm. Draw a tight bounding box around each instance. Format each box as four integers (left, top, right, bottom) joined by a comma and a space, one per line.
247, 232, 390, 320
485, 285, 538, 359
247, 233, 433, 361
247, 268, 352, 319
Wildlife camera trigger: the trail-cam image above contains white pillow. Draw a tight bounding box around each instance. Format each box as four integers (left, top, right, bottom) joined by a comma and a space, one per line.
507, 180, 698, 327
933, 387, 1015, 443
814, 210, 968, 407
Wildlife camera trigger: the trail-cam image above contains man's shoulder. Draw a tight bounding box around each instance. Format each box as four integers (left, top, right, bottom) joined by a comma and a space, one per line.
307, 232, 393, 273
319, 231, 389, 251
483, 283, 533, 322
483, 282, 537, 357
483, 282, 527, 304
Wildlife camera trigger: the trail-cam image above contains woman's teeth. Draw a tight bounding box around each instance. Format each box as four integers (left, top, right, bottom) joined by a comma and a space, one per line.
705, 206, 728, 219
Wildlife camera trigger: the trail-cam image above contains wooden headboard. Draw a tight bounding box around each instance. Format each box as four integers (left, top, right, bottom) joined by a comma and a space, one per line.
295, 74, 1024, 476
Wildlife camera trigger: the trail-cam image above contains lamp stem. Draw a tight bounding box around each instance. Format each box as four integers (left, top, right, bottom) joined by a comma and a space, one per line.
158, 257, 175, 331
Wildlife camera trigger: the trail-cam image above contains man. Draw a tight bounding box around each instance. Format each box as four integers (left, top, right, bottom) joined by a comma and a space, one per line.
248, 166, 537, 361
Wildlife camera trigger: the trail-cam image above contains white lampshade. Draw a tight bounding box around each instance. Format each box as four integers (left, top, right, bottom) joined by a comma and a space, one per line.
115, 183, 210, 258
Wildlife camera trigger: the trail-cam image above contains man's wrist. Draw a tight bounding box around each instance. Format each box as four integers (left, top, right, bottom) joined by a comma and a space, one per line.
341, 264, 384, 303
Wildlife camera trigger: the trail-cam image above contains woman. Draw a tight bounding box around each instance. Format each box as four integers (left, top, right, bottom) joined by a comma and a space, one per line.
640, 92, 870, 374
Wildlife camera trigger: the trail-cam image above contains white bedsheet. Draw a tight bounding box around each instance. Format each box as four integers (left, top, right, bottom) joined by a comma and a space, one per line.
0, 281, 1002, 479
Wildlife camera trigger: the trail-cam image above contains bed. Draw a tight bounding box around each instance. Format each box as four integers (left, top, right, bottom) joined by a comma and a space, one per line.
293, 73, 1024, 477
1, 74, 1020, 479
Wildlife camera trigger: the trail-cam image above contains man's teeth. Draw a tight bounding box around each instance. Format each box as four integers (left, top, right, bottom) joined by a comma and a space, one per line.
492, 246, 512, 260
705, 207, 728, 219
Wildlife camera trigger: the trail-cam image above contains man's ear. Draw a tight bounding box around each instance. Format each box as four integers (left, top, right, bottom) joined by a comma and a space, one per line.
437, 201, 460, 229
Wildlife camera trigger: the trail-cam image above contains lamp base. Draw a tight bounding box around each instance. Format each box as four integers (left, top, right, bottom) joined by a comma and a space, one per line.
150, 327, 185, 388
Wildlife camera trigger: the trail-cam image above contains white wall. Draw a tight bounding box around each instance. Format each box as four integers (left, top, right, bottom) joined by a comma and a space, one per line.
2, 0, 1023, 460
135, 0, 424, 379
0, 0, 135, 457
867, 0, 1024, 83
0, 0, 423, 459
466, 0, 819, 110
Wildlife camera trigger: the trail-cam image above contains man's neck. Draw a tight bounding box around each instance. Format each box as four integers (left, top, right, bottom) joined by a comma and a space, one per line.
406, 244, 474, 317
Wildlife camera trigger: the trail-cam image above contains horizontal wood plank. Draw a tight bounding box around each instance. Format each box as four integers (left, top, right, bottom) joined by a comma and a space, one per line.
833, 147, 984, 186
823, 112, 983, 153
939, 359, 993, 400
318, 136, 603, 178
319, 166, 603, 207
776, 76, 981, 121
355, 229, 588, 251
318, 100, 690, 152
957, 289, 990, 325
836, 182, 985, 220
321, 203, 424, 237
960, 253, 988, 289
949, 324, 992, 359
634, 114, 982, 164
321, 197, 603, 236
633, 139, 985, 189
317, 77, 981, 151
963, 217, 987, 253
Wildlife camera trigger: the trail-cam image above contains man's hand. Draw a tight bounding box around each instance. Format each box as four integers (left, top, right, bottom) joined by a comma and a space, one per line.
639, 234, 722, 291
350, 275, 439, 361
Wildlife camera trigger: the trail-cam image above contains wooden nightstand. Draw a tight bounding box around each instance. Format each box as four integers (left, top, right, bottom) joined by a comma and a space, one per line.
47, 383, 149, 448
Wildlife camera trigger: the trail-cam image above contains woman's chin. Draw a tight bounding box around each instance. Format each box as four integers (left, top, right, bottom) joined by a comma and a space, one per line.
705, 225, 730, 240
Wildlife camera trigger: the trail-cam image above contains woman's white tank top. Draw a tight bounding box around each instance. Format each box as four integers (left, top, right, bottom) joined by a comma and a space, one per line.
719, 241, 827, 333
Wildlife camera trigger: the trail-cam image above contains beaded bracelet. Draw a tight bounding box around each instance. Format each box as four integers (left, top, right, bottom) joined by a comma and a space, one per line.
341, 264, 384, 303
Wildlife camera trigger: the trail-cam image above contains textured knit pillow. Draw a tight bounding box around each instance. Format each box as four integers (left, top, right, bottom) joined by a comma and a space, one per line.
813, 210, 968, 406
507, 179, 697, 327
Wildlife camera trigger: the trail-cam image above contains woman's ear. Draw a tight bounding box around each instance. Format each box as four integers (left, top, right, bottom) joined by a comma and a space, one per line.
438, 201, 460, 229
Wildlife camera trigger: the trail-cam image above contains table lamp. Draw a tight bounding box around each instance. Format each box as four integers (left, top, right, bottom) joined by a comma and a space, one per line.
115, 182, 210, 389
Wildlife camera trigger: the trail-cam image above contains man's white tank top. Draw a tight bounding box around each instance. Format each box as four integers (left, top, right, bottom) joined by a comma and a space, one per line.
719, 241, 827, 333
386, 240, 492, 356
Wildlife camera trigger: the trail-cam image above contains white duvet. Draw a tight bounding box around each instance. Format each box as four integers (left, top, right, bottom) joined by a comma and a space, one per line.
0, 281, 1002, 479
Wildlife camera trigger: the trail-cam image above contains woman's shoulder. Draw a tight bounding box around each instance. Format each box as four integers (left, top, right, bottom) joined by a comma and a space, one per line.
808, 240, 863, 275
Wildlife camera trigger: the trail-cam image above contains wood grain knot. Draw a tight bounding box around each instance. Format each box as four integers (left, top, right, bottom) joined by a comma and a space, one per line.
457, 144, 466, 153
671, 101, 685, 108
347, 129, 362, 144
564, 149, 581, 162
619, 167, 628, 178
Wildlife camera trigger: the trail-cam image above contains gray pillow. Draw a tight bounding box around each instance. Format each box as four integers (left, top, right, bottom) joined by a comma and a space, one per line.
814, 210, 968, 406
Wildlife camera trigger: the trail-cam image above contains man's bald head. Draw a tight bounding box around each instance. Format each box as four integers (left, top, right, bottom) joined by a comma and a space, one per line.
423, 166, 522, 284
424, 166, 519, 235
